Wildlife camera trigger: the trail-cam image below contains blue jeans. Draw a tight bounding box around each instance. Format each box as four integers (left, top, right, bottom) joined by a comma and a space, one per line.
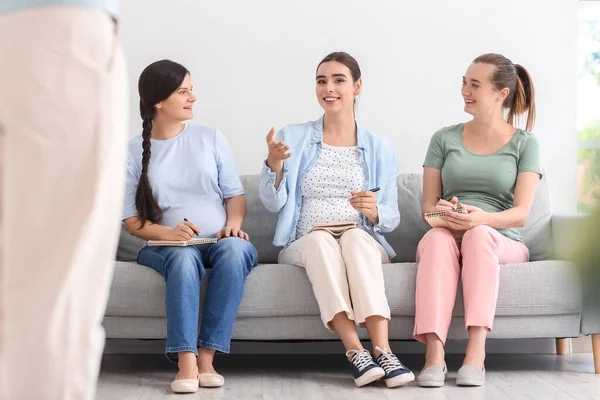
137, 237, 258, 362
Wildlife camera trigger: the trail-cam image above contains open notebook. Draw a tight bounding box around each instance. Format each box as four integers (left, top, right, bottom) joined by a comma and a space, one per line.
309, 222, 358, 239
424, 204, 468, 228
147, 238, 218, 247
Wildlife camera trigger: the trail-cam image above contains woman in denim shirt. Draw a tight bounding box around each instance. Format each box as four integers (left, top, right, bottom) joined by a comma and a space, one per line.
259, 52, 413, 388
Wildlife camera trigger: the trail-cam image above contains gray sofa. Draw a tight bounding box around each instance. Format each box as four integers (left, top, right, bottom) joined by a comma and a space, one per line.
106, 173, 599, 371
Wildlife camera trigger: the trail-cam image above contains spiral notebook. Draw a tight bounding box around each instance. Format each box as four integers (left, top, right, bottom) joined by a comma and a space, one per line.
309, 221, 358, 239
424, 204, 468, 228
147, 238, 218, 247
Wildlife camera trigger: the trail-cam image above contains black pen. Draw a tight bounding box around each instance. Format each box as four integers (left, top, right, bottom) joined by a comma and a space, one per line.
350, 187, 379, 198
183, 218, 200, 237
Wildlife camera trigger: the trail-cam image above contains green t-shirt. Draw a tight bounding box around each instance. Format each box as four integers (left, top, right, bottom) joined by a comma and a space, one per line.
423, 123, 542, 243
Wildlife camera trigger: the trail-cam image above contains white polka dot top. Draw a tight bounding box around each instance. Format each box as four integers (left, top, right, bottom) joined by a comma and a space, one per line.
295, 143, 367, 239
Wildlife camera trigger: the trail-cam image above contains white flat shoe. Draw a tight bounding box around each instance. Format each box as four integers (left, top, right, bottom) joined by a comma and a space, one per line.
170, 373, 199, 393
417, 363, 447, 387
199, 372, 225, 387
456, 365, 486, 386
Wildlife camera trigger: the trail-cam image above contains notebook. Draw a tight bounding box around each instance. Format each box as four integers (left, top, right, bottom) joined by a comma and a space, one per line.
424, 204, 468, 228
147, 238, 218, 247
309, 221, 358, 239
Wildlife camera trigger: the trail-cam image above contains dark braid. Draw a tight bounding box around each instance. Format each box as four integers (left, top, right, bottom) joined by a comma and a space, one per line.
134, 104, 162, 227
134, 60, 189, 228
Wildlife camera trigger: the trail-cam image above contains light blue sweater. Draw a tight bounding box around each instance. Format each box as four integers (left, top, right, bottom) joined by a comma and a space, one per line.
1, 0, 118, 18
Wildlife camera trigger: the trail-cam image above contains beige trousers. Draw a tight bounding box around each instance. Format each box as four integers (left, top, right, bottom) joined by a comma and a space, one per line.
279, 229, 390, 330
0, 7, 127, 400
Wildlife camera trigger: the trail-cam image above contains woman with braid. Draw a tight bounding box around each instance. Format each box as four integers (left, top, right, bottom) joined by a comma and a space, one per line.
122, 60, 258, 393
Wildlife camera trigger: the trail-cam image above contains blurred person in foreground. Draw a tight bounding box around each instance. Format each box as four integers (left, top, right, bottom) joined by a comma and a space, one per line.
0, 1, 127, 399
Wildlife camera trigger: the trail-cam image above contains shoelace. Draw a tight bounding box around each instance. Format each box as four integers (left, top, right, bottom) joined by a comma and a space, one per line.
375, 346, 405, 373
345, 349, 375, 372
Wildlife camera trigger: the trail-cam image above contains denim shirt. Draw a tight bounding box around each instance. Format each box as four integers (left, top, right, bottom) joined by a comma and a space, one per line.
259, 116, 400, 258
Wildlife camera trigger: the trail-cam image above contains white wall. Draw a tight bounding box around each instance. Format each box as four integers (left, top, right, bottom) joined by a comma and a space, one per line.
120, 0, 578, 212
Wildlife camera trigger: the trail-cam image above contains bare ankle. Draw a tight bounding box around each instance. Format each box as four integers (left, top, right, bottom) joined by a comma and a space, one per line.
463, 352, 486, 370
424, 337, 445, 368
197, 348, 218, 374
177, 352, 199, 378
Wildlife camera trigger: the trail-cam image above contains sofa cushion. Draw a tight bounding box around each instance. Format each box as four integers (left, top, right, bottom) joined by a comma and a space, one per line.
518, 175, 553, 261
106, 260, 581, 319
384, 173, 430, 262
385, 260, 581, 317
116, 224, 145, 262
239, 175, 280, 263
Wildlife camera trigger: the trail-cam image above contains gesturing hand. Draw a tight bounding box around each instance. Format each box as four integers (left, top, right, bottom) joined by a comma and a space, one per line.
266, 127, 292, 167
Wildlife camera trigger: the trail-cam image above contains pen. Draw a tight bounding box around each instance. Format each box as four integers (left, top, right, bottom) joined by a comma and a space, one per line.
183, 218, 200, 236
350, 188, 380, 198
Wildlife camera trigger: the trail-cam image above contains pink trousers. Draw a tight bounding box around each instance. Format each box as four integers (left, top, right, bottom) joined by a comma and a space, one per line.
413, 226, 529, 344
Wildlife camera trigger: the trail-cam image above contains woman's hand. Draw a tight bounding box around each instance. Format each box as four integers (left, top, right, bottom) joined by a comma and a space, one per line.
167, 220, 201, 241
441, 203, 490, 231
435, 196, 458, 211
266, 127, 292, 169
350, 190, 378, 225
217, 226, 250, 241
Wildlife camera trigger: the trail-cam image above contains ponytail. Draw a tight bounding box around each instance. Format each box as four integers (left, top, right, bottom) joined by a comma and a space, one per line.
510, 64, 536, 131
474, 53, 536, 131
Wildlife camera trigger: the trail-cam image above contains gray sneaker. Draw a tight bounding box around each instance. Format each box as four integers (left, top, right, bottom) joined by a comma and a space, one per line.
417, 363, 447, 387
456, 365, 485, 386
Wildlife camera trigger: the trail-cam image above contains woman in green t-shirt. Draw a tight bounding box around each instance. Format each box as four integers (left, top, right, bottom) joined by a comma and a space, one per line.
414, 53, 542, 387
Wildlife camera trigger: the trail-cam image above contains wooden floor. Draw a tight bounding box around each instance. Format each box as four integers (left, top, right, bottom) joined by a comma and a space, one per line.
97, 353, 600, 399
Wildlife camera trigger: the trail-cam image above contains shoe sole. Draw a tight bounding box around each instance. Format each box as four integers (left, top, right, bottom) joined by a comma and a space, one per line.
417, 379, 445, 387
354, 367, 385, 387
170, 382, 199, 393
456, 378, 484, 387
385, 371, 415, 388
199, 381, 224, 388
171, 387, 198, 393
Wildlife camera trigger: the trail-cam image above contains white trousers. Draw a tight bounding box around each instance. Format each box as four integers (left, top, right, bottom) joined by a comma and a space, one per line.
0, 7, 127, 400
279, 229, 390, 330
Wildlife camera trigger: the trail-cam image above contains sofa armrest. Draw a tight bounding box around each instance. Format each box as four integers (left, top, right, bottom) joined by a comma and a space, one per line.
551, 213, 589, 261
553, 212, 600, 336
